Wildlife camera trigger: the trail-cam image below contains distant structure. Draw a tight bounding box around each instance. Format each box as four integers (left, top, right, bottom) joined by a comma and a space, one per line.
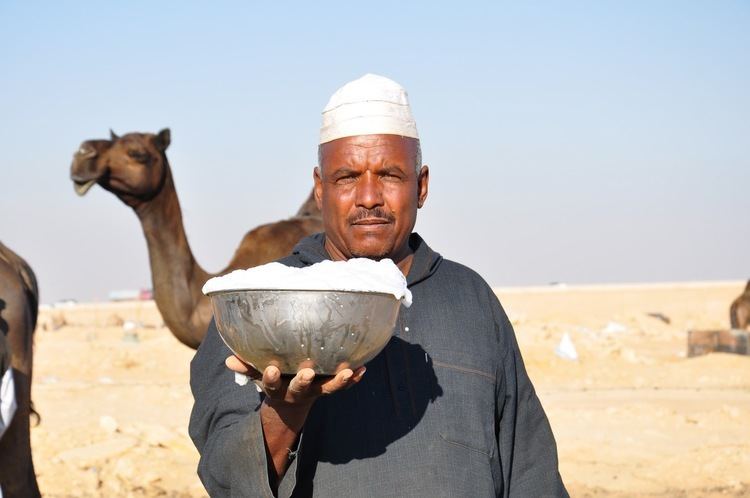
108, 288, 153, 302
70, 128, 323, 349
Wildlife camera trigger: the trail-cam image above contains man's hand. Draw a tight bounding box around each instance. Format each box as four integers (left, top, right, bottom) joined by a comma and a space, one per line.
225, 355, 366, 487
225, 355, 366, 407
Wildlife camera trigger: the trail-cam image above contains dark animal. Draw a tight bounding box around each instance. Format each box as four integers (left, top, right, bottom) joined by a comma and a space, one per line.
730, 280, 750, 330
0, 241, 40, 497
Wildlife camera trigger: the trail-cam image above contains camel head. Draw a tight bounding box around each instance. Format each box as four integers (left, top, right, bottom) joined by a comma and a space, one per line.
70, 128, 171, 208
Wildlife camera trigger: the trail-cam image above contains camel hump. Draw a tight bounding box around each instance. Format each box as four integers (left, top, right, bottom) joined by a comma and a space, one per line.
0, 241, 40, 314
225, 217, 323, 272
295, 188, 320, 218
745, 279, 750, 292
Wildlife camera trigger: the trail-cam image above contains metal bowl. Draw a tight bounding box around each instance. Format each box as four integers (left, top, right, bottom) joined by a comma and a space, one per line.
208, 289, 401, 375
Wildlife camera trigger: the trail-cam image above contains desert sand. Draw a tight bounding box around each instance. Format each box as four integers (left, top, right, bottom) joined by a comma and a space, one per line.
29, 281, 750, 497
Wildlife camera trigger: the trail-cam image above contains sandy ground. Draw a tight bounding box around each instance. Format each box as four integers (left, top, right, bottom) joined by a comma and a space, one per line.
29, 282, 750, 497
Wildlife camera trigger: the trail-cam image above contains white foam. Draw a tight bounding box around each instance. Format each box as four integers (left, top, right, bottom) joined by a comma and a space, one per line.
202, 258, 412, 307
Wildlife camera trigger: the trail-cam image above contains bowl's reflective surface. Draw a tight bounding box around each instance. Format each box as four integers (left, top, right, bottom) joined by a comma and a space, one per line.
209, 289, 400, 374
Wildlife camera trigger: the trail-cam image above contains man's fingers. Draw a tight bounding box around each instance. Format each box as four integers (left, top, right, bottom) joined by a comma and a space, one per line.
321, 368, 353, 394
225, 355, 259, 376
351, 366, 366, 384
232, 361, 367, 402
288, 368, 316, 396
320, 367, 364, 395
262, 365, 282, 394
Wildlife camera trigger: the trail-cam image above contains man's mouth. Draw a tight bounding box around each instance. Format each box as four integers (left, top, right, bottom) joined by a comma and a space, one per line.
352, 218, 391, 225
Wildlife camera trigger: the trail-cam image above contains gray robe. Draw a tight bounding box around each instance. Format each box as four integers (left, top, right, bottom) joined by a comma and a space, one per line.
189, 233, 568, 497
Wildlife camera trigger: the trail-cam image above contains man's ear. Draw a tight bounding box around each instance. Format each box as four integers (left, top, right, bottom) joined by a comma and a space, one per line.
417, 165, 429, 208
313, 167, 323, 211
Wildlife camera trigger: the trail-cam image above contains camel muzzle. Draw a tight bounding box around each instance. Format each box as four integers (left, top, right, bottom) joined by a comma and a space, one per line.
76, 146, 97, 160
71, 169, 100, 197
71, 147, 101, 196
72, 178, 98, 196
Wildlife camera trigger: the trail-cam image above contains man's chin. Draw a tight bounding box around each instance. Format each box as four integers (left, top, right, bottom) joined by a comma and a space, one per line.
348, 240, 393, 260
349, 247, 391, 260
344, 231, 395, 260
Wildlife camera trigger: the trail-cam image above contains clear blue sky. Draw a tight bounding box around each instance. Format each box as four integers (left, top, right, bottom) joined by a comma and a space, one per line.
1, 1, 748, 303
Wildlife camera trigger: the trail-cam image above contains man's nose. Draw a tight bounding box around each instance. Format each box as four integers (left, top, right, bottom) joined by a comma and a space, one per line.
355, 172, 384, 209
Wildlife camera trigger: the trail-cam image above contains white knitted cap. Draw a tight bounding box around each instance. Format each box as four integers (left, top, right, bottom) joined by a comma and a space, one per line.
319, 74, 419, 145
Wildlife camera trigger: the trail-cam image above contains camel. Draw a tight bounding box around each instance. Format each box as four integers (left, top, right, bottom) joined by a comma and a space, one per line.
0, 241, 41, 497
730, 280, 750, 330
70, 129, 323, 349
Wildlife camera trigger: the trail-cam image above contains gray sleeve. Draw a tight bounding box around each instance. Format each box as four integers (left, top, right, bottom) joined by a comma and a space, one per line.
491, 296, 569, 498
188, 320, 301, 497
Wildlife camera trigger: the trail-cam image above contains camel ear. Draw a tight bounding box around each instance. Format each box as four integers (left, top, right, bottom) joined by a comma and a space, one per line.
154, 128, 171, 151
110, 129, 119, 141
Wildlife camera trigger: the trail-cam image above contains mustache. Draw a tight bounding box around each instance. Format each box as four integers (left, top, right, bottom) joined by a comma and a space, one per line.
348, 208, 395, 224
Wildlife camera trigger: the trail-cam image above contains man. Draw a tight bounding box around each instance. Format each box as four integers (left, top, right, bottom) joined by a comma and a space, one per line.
190, 74, 568, 497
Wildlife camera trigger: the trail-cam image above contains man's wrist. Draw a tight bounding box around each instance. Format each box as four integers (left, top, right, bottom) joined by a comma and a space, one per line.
262, 397, 314, 431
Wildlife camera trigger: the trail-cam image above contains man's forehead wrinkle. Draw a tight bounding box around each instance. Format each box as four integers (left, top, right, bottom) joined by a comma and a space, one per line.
348, 141, 392, 150
331, 144, 398, 162
342, 149, 407, 170
320, 136, 415, 175
341, 140, 410, 158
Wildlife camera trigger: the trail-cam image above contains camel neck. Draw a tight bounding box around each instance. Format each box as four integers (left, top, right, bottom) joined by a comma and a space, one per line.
133, 167, 209, 347
135, 170, 186, 237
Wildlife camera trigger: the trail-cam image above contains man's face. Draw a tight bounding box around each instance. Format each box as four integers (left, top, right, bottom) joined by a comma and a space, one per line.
314, 134, 429, 262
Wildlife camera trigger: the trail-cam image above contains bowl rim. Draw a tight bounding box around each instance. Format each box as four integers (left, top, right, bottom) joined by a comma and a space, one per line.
205, 288, 398, 299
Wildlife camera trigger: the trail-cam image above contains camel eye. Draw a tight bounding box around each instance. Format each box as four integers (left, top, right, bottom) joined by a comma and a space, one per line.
127, 150, 149, 163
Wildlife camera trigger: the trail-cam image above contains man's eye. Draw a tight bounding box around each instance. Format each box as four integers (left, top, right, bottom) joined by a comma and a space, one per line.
336, 176, 356, 184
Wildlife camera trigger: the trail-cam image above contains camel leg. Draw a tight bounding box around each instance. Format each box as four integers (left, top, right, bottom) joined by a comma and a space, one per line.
738, 305, 750, 331
731, 301, 739, 329
731, 298, 750, 330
